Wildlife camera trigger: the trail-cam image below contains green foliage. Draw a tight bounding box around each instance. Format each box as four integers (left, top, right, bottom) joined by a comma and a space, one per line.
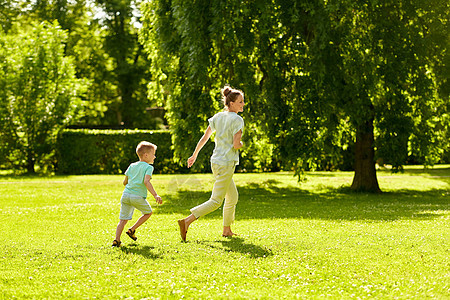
56, 129, 181, 174
0, 0, 21, 33
3, 0, 154, 128
1, 0, 447, 178
92, 0, 153, 128
140, 0, 217, 168
0, 21, 84, 173
140, 0, 449, 189
238, 122, 276, 173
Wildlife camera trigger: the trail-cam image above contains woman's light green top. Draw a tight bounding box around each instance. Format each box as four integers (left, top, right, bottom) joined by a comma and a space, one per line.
208, 111, 244, 166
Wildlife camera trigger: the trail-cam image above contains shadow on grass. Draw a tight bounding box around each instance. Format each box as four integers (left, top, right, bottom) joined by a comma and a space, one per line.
196, 237, 273, 259
119, 244, 162, 259
378, 166, 450, 178
157, 180, 449, 222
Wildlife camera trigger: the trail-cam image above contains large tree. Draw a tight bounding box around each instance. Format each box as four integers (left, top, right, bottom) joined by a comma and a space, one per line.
94, 0, 152, 127
141, 0, 448, 192
0, 21, 84, 173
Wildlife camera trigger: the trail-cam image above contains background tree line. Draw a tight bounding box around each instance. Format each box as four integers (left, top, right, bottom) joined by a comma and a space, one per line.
0, 0, 448, 192
0, 0, 160, 173
1, 0, 156, 128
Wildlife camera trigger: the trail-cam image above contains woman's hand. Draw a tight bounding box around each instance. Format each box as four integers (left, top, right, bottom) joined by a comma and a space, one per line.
187, 126, 212, 168
187, 155, 197, 168
233, 130, 243, 149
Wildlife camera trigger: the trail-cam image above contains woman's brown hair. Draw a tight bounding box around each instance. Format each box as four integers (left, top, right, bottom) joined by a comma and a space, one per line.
221, 85, 244, 109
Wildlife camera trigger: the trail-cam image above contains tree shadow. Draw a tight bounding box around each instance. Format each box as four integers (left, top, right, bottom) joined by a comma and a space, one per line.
119, 244, 163, 259
377, 166, 450, 183
157, 179, 449, 222
195, 237, 273, 259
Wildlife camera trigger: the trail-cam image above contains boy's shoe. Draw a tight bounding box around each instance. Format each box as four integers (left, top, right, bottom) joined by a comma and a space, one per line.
126, 229, 137, 241
112, 240, 121, 247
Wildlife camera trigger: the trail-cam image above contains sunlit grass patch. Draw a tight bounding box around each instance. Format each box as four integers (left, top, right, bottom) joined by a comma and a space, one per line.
0, 166, 448, 298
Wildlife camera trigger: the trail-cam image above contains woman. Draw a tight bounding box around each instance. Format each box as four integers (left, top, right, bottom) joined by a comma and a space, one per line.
178, 85, 245, 241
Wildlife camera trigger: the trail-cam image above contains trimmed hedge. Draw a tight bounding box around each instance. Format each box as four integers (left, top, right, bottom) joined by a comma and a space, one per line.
56, 129, 184, 175
56, 128, 277, 175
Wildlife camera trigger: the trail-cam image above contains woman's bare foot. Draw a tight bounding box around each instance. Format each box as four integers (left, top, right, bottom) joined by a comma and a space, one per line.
177, 219, 187, 242
222, 226, 238, 237
178, 214, 197, 242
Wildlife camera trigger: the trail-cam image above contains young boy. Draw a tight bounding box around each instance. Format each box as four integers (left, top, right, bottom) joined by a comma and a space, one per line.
112, 141, 162, 247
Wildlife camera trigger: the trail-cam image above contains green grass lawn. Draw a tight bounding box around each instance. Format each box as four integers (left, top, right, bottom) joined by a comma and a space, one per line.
0, 166, 449, 299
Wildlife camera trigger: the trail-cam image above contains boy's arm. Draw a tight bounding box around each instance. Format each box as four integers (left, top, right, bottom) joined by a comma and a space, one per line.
123, 176, 128, 186
144, 174, 162, 204
187, 126, 213, 168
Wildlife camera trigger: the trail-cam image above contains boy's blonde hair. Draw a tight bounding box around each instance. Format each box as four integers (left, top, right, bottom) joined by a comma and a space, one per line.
136, 141, 157, 158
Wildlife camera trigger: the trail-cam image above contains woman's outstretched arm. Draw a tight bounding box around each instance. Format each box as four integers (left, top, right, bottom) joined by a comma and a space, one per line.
187, 126, 213, 168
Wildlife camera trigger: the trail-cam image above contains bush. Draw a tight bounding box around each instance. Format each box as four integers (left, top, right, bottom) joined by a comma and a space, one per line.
56, 128, 283, 175
56, 129, 184, 175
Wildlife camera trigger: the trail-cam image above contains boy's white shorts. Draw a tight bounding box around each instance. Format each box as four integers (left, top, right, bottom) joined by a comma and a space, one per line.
119, 192, 152, 220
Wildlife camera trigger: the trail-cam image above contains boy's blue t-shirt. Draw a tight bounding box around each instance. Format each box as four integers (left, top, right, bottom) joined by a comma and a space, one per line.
123, 161, 154, 198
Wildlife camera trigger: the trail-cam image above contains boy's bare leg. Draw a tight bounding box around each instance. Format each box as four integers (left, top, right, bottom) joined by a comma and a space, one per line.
130, 213, 152, 231
115, 219, 128, 241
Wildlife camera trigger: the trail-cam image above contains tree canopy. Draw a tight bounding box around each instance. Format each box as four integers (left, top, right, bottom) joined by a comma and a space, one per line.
0, 21, 84, 173
140, 0, 449, 192
0, 0, 447, 179
1, 0, 155, 128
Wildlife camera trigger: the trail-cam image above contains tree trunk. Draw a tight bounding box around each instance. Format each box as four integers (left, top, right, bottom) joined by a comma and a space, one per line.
351, 118, 381, 193
26, 151, 35, 174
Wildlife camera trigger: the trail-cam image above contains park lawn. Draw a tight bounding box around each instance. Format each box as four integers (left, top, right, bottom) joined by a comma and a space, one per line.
0, 166, 448, 299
